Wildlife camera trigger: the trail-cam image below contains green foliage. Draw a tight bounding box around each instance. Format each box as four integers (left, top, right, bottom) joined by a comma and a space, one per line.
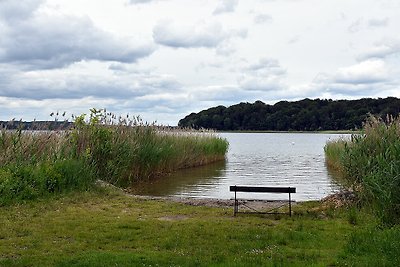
179, 97, 400, 131
0, 109, 228, 205
0, 160, 94, 205
325, 115, 400, 225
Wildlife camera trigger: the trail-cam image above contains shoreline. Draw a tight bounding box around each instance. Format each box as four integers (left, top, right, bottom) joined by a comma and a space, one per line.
98, 180, 294, 209
98, 180, 352, 210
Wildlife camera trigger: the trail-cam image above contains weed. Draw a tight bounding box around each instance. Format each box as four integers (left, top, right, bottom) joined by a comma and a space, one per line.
325, 115, 400, 225
0, 109, 229, 205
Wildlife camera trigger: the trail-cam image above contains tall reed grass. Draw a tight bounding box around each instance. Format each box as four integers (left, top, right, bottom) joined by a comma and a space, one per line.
325, 115, 400, 225
0, 109, 228, 205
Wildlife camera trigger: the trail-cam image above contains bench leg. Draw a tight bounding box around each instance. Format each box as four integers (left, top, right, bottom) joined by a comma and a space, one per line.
289, 192, 292, 217
234, 190, 237, 216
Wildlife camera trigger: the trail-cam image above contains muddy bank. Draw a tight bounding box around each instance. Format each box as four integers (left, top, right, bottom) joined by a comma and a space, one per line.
98, 180, 297, 211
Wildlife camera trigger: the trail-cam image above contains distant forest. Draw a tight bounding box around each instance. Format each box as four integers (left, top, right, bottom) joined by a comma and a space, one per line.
178, 97, 400, 131
0, 120, 72, 130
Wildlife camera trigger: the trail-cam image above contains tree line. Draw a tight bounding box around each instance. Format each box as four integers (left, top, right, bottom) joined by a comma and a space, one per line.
0, 120, 73, 130
178, 97, 400, 131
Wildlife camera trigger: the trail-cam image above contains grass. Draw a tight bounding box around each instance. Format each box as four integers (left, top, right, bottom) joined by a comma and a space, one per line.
2, 185, 398, 267
325, 115, 400, 225
0, 109, 229, 206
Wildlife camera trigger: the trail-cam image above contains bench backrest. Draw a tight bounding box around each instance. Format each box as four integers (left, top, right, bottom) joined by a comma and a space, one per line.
230, 186, 296, 193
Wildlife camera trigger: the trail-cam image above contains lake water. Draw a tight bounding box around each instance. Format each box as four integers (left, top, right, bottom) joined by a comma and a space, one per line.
134, 133, 348, 201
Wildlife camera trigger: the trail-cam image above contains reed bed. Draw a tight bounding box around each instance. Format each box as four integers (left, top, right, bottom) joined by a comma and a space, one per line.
325, 115, 400, 225
0, 109, 229, 205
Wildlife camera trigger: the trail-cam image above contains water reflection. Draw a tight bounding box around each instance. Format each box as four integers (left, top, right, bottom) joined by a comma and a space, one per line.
133, 160, 226, 196
133, 133, 349, 201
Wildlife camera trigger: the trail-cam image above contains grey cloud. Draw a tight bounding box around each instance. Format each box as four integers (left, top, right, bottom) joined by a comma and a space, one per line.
0, 67, 181, 100
348, 19, 362, 33
311, 60, 394, 97
348, 17, 389, 34
153, 20, 247, 49
324, 83, 385, 96
254, 14, 273, 24
0, 7, 154, 69
0, 0, 42, 21
193, 85, 259, 102
238, 58, 286, 91
288, 35, 300, 44
246, 58, 286, 75
213, 0, 239, 15
358, 40, 400, 60
368, 18, 389, 27
128, 0, 155, 3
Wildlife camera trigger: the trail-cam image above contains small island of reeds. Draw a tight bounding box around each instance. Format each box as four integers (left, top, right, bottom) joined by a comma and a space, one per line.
0, 109, 229, 205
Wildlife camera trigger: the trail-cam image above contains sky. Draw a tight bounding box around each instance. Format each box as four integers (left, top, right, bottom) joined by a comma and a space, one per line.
0, 0, 399, 125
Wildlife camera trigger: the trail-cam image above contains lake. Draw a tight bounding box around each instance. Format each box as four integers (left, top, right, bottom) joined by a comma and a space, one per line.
134, 132, 348, 201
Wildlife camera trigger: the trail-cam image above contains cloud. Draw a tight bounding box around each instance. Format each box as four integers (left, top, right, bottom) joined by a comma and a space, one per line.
348, 17, 390, 34
213, 0, 239, 15
0, 62, 181, 100
254, 14, 273, 24
238, 58, 286, 91
357, 39, 400, 60
348, 19, 362, 33
128, 0, 156, 3
0, 2, 155, 69
309, 59, 395, 97
153, 20, 247, 49
193, 85, 254, 101
368, 17, 389, 27
333, 59, 388, 84
0, 0, 42, 21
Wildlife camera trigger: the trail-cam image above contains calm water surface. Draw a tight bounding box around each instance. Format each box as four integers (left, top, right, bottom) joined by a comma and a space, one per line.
134, 133, 347, 201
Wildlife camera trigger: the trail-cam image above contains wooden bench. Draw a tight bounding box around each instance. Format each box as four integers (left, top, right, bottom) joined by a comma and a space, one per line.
230, 185, 296, 216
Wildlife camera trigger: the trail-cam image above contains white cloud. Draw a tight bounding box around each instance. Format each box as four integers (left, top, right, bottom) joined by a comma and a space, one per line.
308, 59, 397, 97
334, 59, 388, 84
238, 58, 286, 91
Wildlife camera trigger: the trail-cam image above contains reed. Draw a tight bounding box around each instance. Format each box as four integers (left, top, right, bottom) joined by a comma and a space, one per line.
0, 109, 229, 205
324, 115, 400, 225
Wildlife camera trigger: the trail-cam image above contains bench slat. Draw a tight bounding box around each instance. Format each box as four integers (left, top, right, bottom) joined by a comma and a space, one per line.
230, 186, 296, 193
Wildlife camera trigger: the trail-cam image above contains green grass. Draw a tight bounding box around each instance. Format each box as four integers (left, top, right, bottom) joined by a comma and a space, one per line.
2, 186, 398, 266
325, 115, 400, 225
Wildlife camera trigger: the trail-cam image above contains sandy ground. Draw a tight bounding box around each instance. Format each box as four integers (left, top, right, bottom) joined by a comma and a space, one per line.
97, 180, 299, 212
131, 194, 293, 211
97, 180, 358, 213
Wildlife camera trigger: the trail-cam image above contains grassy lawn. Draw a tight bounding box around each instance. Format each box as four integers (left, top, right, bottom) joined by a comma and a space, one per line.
0, 186, 398, 267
